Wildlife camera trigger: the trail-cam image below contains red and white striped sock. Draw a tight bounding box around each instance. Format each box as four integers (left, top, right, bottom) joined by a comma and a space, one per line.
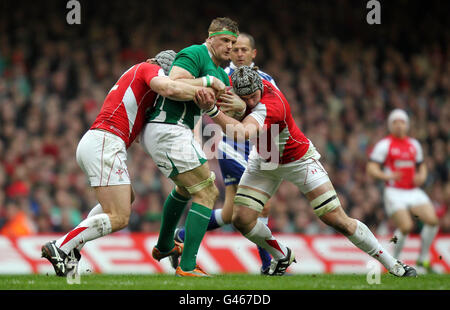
74, 203, 104, 252
244, 220, 287, 260
55, 213, 112, 255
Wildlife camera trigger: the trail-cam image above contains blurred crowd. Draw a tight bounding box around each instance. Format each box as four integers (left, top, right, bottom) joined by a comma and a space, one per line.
0, 0, 449, 238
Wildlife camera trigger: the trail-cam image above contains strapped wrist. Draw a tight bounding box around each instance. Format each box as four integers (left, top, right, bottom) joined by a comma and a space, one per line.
202, 75, 213, 87
205, 105, 220, 118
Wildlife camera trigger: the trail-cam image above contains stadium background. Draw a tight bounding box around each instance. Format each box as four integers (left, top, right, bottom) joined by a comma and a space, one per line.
0, 0, 449, 274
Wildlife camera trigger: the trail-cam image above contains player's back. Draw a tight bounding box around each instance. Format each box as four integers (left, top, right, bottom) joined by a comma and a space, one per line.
91, 62, 161, 148
250, 80, 310, 164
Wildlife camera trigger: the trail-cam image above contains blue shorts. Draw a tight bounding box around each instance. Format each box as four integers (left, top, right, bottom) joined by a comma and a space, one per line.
217, 136, 250, 186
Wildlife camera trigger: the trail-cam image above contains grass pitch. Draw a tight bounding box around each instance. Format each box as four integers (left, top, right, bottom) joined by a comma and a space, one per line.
0, 273, 449, 290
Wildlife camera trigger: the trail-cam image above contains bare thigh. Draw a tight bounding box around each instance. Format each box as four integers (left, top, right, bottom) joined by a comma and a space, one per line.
410, 203, 439, 226
390, 209, 414, 234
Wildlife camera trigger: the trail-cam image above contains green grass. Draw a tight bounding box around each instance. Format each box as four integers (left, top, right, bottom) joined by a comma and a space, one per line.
0, 273, 449, 290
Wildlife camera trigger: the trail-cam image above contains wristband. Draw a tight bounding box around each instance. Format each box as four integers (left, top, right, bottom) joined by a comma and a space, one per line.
202, 76, 212, 87
205, 105, 220, 118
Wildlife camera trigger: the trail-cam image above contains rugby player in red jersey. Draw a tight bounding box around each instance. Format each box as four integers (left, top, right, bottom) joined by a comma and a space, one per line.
367, 109, 439, 273
41, 50, 218, 276
199, 66, 417, 276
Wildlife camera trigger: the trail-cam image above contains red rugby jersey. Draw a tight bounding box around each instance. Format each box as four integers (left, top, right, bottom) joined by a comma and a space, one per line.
91, 62, 164, 148
247, 80, 310, 164
369, 135, 424, 189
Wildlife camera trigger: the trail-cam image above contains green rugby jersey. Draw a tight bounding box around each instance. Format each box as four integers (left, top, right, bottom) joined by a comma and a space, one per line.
147, 44, 230, 129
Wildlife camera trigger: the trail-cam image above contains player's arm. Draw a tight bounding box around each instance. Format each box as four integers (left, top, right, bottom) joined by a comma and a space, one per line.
169, 65, 226, 96
412, 139, 427, 186
366, 161, 401, 181
213, 111, 261, 141
414, 162, 427, 187
200, 98, 260, 141
149, 76, 214, 108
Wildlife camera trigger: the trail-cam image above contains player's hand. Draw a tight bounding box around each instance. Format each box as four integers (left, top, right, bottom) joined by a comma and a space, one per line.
413, 173, 426, 187
387, 171, 402, 181
210, 77, 226, 97
194, 87, 216, 110
217, 91, 246, 117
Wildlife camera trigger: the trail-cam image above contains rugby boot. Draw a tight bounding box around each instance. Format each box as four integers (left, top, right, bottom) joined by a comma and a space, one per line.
41, 241, 69, 277
268, 247, 296, 276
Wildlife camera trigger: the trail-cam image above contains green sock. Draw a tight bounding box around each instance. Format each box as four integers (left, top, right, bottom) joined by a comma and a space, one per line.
156, 188, 189, 253
179, 202, 212, 271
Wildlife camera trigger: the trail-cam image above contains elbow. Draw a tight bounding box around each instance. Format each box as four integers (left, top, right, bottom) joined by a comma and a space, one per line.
366, 164, 376, 178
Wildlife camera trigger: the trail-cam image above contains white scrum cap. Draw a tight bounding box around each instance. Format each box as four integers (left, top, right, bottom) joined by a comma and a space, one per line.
387, 108, 409, 131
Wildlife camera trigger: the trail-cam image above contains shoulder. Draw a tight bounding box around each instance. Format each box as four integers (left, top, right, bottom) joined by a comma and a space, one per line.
177, 44, 206, 57
138, 62, 162, 73
224, 66, 233, 76
407, 137, 421, 147
257, 69, 273, 81
407, 137, 423, 153
136, 62, 165, 76
262, 80, 283, 103
257, 69, 278, 87
137, 62, 165, 83
374, 136, 392, 149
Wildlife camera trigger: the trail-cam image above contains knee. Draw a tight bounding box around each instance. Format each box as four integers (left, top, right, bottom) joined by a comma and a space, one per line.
231, 207, 253, 233
320, 208, 356, 236
193, 184, 219, 207
425, 215, 439, 227
399, 222, 413, 235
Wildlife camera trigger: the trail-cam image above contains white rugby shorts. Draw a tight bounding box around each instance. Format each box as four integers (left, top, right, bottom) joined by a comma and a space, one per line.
76, 129, 130, 187
239, 144, 330, 208
384, 187, 432, 217
140, 122, 207, 178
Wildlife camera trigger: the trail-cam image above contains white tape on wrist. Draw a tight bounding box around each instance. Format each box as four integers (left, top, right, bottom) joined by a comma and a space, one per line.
205, 105, 220, 118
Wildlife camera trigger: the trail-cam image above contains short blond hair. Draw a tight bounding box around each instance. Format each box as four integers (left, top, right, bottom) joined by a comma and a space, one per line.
208, 17, 239, 36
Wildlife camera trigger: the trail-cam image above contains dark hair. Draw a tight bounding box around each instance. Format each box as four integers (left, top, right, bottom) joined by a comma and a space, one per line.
238, 32, 256, 49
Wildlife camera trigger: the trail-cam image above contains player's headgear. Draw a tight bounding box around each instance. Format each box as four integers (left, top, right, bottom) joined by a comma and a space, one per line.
231, 65, 263, 96
154, 50, 177, 75
387, 108, 410, 131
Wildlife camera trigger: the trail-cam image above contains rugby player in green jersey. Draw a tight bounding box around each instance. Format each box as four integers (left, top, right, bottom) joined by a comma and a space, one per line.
141, 17, 240, 276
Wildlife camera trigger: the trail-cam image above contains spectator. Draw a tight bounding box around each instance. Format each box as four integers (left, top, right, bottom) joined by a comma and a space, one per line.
0, 0, 448, 235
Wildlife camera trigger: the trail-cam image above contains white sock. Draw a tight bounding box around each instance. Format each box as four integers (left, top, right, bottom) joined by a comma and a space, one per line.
214, 209, 225, 226
392, 228, 408, 259
348, 220, 397, 270
86, 203, 104, 218
55, 213, 112, 255
244, 220, 287, 260
75, 203, 104, 252
418, 224, 438, 263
